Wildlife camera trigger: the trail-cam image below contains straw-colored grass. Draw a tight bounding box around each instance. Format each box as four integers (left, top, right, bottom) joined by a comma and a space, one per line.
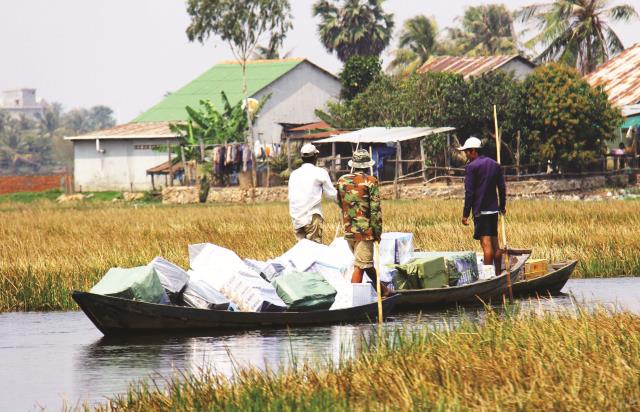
0, 198, 638, 312
84, 308, 640, 411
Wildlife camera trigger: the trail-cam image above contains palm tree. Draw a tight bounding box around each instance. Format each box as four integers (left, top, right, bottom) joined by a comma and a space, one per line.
444, 4, 518, 56
251, 35, 294, 60
388, 15, 437, 75
518, 0, 638, 74
313, 0, 394, 62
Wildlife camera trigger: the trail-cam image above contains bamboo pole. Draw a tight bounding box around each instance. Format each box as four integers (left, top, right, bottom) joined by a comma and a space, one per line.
419, 138, 427, 181
331, 142, 337, 181
494, 105, 512, 302
370, 145, 383, 325
394, 141, 400, 199
167, 140, 173, 187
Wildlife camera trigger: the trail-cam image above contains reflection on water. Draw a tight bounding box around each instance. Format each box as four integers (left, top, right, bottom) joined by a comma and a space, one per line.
0, 278, 639, 411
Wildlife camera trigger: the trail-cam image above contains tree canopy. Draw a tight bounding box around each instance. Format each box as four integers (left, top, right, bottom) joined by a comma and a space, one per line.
313, 0, 394, 62
517, 0, 638, 74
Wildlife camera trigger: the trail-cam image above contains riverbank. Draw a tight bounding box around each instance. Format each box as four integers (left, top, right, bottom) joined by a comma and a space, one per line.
84, 308, 640, 411
0, 199, 638, 312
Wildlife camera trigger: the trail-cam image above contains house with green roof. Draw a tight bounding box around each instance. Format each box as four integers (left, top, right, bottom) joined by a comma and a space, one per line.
66, 58, 340, 191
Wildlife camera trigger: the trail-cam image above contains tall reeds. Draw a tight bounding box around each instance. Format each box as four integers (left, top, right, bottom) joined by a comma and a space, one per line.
84, 308, 640, 411
1, 199, 638, 312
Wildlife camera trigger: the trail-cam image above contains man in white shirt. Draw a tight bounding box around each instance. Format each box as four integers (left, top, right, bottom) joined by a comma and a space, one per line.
288, 143, 337, 243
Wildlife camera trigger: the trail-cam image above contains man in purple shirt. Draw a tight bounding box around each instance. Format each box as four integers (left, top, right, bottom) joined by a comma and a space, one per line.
458, 137, 506, 276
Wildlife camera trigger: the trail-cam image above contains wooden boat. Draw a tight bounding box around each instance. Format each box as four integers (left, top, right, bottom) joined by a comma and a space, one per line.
511, 260, 578, 297
72, 291, 400, 336
395, 249, 531, 308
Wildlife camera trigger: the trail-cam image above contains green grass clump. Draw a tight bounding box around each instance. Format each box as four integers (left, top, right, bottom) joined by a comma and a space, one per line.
0, 199, 638, 312
0, 189, 63, 203
83, 309, 640, 411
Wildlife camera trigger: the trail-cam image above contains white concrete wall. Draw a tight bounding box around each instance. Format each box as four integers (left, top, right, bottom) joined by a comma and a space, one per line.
499, 60, 535, 81
73, 138, 176, 191
252, 62, 340, 143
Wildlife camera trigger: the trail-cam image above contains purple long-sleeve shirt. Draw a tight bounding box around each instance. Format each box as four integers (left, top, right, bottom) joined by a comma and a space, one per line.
463, 156, 506, 218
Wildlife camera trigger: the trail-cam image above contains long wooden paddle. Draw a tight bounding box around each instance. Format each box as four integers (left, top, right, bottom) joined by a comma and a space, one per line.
494, 105, 513, 302
370, 145, 384, 324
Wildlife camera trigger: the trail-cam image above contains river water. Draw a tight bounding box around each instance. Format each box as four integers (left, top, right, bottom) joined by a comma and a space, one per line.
1, 278, 639, 411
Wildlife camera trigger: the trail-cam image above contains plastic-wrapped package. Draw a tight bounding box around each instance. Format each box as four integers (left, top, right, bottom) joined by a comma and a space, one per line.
330, 284, 377, 310
150, 256, 190, 304
90, 265, 165, 303
218, 270, 287, 312
377, 232, 414, 282
272, 272, 337, 311
182, 279, 231, 310
412, 251, 479, 286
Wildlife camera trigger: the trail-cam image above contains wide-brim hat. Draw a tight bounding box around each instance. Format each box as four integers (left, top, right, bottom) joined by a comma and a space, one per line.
348, 149, 375, 169
457, 136, 482, 151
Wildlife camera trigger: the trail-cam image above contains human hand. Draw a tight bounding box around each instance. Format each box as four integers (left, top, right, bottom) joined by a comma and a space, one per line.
462, 217, 469, 226
501, 208, 507, 216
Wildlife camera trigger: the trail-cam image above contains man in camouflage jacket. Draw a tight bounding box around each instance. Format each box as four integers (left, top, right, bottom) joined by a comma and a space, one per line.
337, 149, 391, 296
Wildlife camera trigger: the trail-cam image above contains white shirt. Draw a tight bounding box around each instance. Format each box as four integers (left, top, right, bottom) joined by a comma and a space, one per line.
288, 163, 337, 229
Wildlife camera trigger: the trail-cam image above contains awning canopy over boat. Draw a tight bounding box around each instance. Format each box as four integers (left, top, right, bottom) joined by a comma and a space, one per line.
313, 126, 455, 144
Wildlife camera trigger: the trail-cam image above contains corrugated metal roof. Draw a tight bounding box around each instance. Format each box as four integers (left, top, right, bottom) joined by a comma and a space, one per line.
288, 121, 332, 132
585, 43, 640, 107
134, 59, 308, 123
314, 127, 455, 144
64, 121, 175, 140
417, 55, 534, 78
147, 160, 184, 175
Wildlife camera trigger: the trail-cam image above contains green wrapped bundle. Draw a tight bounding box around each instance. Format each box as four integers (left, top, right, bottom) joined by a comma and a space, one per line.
393, 257, 449, 290
90, 265, 166, 303
272, 272, 337, 311
412, 251, 479, 286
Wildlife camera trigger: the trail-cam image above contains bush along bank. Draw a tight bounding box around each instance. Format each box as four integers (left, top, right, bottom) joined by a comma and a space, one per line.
85, 308, 640, 411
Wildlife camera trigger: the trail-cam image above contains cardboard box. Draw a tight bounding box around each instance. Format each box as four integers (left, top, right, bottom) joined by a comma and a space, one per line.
524, 259, 548, 280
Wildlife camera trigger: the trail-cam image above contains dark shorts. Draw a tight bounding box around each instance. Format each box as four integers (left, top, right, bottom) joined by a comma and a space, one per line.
473, 213, 498, 240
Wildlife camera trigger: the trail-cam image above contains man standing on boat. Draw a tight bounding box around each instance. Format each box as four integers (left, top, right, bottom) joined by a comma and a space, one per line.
288, 143, 337, 244
337, 149, 391, 296
458, 137, 507, 276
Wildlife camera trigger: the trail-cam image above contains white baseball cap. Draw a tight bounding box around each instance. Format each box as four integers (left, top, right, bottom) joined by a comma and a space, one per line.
457, 137, 482, 151
300, 143, 319, 156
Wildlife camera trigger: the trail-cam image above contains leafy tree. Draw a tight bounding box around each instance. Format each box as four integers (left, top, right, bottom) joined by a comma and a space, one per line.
313, 0, 394, 62
388, 15, 438, 75
251, 34, 293, 60
339, 55, 382, 100
185, 0, 293, 184
524, 63, 622, 171
443, 4, 518, 56
517, 0, 638, 74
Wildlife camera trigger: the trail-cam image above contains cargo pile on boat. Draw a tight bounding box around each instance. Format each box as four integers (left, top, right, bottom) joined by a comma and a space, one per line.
88, 232, 493, 312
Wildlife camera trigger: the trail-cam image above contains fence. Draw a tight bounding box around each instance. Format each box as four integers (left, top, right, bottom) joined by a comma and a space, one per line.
0, 174, 72, 195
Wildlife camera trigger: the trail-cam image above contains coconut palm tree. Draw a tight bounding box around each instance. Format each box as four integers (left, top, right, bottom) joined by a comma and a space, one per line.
444, 4, 518, 56
388, 15, 437, 75
312, 0, 394, 62
518, 0, 638, 74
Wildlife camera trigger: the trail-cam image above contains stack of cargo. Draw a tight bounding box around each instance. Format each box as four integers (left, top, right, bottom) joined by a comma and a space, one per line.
524, 259, 548, 280
377, 233, 414, 283
413, 251, 479, 286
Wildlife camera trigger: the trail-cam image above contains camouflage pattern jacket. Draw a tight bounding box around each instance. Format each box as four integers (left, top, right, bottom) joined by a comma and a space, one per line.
337, 172, 382, 241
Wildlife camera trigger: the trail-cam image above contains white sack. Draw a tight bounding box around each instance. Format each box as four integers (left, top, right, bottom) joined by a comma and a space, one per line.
150, 256, 189, 294
330, 283, 377, 310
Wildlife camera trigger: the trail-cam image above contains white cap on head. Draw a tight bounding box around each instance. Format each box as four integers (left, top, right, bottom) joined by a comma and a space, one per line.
457, 137, 482, 151
300, 143, 319, 156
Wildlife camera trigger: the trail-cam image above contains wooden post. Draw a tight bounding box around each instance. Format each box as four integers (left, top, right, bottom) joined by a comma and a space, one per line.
167, 140, 173, 186
331, 142, 337, 181
516, 130, 521, 177
198, 137, 205, 162
394, 141, 401, 199
446, 134, 452, 185
287, 137, 292, 171
419, 138, 427, 181
180, 145, 187, 185
151, 174, 155, 191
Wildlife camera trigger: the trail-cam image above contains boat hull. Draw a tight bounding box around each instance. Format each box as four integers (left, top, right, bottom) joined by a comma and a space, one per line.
511, 260, 578, 297
72, 291, 399, 336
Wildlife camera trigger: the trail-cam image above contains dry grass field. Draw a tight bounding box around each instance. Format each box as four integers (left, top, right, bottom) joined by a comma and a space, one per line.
86, 308, 640, 411
1, 198, 638, 312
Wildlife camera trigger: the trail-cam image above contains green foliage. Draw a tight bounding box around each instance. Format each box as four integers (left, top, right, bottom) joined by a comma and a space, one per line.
313, 0, 394, 62
457, 4, 519, 56
339, 55, 382, 100
524, 63, 623, 171
517, 0, 639, 74
388, 15, 438, 75
186, 0, 293, 65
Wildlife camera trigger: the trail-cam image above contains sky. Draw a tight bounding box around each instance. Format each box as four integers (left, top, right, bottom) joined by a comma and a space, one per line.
1, 0, 639, 123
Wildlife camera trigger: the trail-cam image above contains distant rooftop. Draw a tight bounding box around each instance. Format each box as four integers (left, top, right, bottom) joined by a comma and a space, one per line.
585, 43, 640, 107
418, 55, 535, 79
134, 58, 334, 123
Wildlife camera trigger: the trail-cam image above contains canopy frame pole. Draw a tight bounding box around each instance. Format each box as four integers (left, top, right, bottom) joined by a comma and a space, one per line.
331, 142, 337, 181
420, 138, 427, 181
394, 140, 401, 199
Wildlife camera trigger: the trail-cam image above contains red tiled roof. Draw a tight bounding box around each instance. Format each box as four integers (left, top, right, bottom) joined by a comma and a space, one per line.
417, 55, 534, 78
288, 121, 333, 132
585, 43, 640, 107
